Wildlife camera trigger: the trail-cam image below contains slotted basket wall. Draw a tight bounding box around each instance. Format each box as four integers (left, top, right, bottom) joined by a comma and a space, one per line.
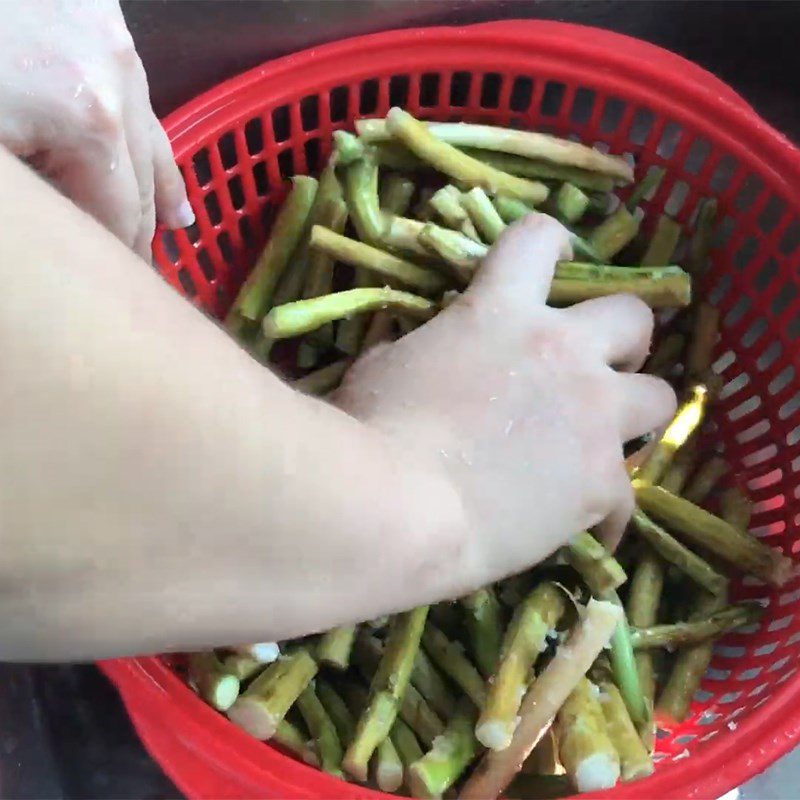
101, 20, 800, 800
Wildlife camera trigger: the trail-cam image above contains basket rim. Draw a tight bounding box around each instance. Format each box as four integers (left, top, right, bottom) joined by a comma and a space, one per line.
112, 19, 800, 800
159, 19, 800, 235
161, 19, 756, 140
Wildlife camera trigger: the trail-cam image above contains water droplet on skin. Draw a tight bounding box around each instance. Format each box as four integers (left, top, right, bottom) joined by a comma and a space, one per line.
73, 82, 84, 100
509, 370, 517, 377
489, 396, 497, 402
369, 388, 379, 397
504, 419, 515, 436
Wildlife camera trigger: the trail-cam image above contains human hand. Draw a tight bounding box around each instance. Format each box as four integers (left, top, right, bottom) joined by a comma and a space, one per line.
0, 0, 192, 259
335, 214, 676, 587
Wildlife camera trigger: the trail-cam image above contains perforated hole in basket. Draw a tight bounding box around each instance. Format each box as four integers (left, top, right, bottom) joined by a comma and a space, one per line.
151, 57, 800, 780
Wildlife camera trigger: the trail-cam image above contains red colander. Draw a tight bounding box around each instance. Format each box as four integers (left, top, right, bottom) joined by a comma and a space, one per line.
101, 20, 800, 800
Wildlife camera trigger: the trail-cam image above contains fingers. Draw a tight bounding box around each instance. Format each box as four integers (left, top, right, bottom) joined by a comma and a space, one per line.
122, 76, 157, 261
150, 116, 194, 230
595, 466, 635, 551
68, 60, 191, 259
133, 176, 157, 262
615, 372, 677, 442
564, 294, 654, 372
56, 138, 142, 250
124, 58, 192, 259
590, 371, 674, 551
468, 213, 572, 309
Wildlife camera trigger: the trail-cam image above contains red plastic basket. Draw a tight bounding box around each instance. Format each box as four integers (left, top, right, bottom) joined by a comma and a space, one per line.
101, 20, 800, 800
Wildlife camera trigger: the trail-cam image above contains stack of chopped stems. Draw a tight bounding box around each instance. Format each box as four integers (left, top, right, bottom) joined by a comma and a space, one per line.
186, 110, 788, 799
223, 107, 691, 362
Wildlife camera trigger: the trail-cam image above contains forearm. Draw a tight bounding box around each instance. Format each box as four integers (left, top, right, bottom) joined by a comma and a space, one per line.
0, 148, 470, 661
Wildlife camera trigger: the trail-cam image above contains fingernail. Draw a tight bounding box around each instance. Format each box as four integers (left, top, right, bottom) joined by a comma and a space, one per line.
173, 200, 195, 229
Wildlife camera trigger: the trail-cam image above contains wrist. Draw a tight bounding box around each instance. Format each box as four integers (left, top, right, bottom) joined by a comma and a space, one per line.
364, 414, 487, 603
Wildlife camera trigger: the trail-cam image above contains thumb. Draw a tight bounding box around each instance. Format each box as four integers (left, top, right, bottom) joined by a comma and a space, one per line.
467, 213, 572, 308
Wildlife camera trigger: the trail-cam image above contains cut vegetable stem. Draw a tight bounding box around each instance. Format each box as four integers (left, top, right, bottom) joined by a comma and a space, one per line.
429, 185, 481, 240
601, 590, 647, 727
462, 587, 504, 678
625, 548, 664, 748
411, 647, 457, 720
274, 719, 318, 766
631, 603, 763, 649
310, 225, 446, 294
390, 717, 424, 769
421, 623, 487, 710
567, 531, 627, 595
344, 156, 386, 243
558, 677, 620, 793
228, 176, 318, 323
655, 590, 727, 725
660, 439, 698, 495
292, 359, 351, 396
587, 205, 640, 261
343, 607, 429, 780
634, 483, 792, 587
263, 286, 436, 339
686, 302, 720, 382
228, 648, 318, 740
598, 679, 654, 781
379, 172, 416, 215
462, 147, 617, 191
493, 195, 534, 223
317, 625, 357, 669
476, 582, 566, 751
636, 383, 709, 485
375, 738, 404, 792
316, 678, 357, 745
554, 182, 590, 224
641, 214, 681, 266
683, 456, 728, 505
626, 167, 666, 211
384, 108, 550, 205
550, 263, 691, 308
333, 130, 367, 165
631, 508, 728, 595
189, 652, 240, 711
357, 117, 633, 181
646, 332, 686, 378
296, 684, 344, 777
460, 599, 623, 800
408, 701, 479, 799
461, 186, 507, 242
689, 197, 718, 275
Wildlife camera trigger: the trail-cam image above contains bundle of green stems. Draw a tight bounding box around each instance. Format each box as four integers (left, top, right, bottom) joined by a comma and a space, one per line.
188, 110, 786, 799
